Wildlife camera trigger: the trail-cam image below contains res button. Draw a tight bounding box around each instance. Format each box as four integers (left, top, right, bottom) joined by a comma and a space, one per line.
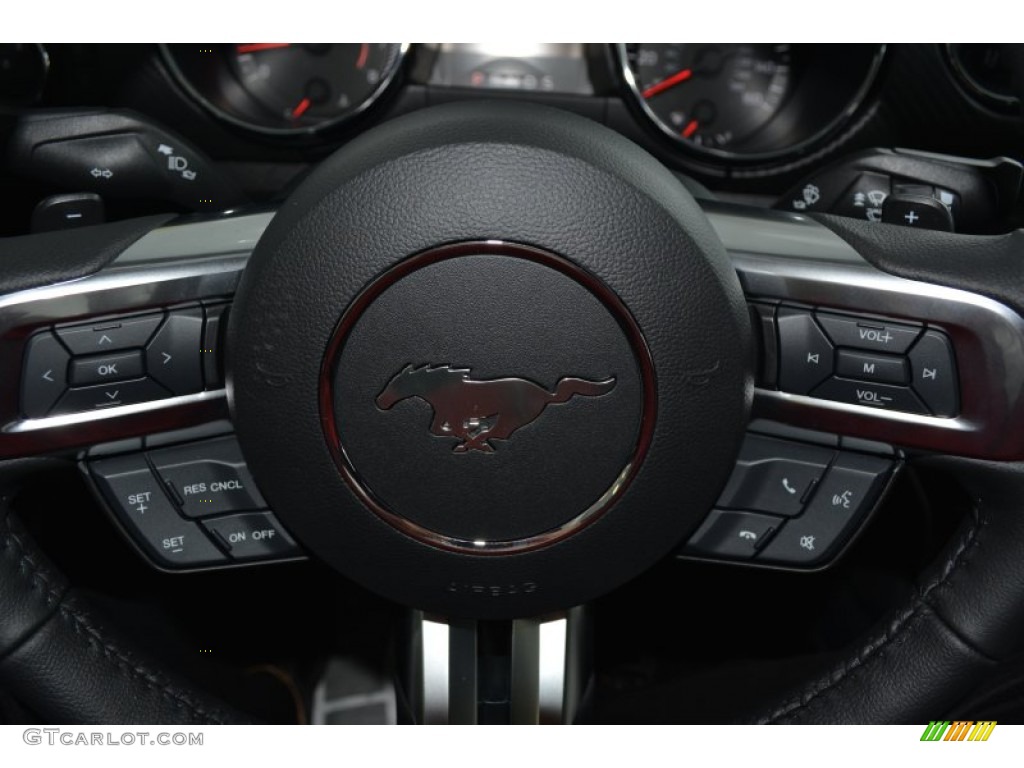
149, 436, 266, 518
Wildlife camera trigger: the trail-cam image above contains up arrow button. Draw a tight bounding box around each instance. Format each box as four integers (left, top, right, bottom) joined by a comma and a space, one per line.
56, 313, 163, 354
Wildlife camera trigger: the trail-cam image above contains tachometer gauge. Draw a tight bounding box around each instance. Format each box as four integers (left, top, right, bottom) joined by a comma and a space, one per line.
619, 43, 885, 162
161, 43, 408, 136
624, 43, 792, 154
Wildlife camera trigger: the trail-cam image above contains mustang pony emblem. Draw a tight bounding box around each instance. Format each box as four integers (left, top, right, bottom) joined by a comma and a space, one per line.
376, 364, 616, 453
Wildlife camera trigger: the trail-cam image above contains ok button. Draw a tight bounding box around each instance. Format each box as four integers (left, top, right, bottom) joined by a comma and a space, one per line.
69, 350, 145, 386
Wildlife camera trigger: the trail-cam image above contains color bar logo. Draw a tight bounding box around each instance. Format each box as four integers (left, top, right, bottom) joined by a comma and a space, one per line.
920, 721, 997, 741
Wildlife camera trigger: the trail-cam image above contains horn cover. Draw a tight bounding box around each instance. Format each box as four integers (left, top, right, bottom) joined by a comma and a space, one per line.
230, 101, 751, 618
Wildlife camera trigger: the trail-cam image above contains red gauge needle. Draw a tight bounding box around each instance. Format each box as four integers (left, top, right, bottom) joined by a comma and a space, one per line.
641, 68, 693, 99
355, 43, 369, 69
236, 43, 291, 54
682, 119, 700, 139
291, 97, 312, 119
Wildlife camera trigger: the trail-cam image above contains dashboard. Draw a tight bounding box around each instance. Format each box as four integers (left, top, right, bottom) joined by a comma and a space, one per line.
1, 42, 1022, 239
1, 42, 1024, 727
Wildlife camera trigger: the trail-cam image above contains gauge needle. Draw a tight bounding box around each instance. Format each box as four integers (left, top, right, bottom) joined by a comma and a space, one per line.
641, 68, 693, 99
236, 43, 291, 54
291, 98, 312, 119
682, 120, 700, 139
355, 43, 369, 70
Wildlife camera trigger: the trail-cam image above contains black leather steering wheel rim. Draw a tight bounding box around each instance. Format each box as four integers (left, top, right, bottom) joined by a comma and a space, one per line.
1, 102, 1023, 725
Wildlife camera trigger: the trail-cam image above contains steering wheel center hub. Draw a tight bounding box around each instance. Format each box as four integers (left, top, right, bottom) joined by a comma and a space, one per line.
229, 101, 752, 618
322, 241, 653, 552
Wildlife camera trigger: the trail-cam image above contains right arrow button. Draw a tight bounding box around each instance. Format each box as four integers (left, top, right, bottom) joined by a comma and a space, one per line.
146, 307, 204, 395
908, 330, 960, 417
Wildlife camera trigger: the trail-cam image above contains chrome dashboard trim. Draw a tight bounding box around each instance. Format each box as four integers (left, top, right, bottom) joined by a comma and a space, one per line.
3, 205, 1023, 460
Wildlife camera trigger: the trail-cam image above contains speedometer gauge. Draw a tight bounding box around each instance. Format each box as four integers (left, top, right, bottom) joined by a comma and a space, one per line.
624, 44, 792, 154
619, 43, 885, 162
161, 43, 408, 136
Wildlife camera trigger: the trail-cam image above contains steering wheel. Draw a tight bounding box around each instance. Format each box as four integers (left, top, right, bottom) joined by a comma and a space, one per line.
2, 99, 1024, 724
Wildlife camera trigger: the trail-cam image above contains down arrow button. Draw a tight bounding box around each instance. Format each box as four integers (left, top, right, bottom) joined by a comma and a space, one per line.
146, 307, 203, 395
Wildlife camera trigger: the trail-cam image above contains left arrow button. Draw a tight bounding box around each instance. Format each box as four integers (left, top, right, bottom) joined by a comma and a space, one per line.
21, 331, 70, 418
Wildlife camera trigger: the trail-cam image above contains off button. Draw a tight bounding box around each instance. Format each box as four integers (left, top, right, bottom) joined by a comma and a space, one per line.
203, 512, 301, 561
149, 436, 266, 518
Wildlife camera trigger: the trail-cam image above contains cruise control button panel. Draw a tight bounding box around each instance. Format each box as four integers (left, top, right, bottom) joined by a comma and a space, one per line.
680, 434, 897, 570
19, 303, 231, 419
763, 303, 961, 419
86, 434, 303, 571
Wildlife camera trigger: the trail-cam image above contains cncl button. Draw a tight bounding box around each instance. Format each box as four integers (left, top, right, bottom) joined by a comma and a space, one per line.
202, 512, 301, 560
148, 436, 266, 517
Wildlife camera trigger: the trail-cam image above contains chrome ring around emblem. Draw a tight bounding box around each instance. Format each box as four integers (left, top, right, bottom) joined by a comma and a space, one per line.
319, 241, 657, 555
